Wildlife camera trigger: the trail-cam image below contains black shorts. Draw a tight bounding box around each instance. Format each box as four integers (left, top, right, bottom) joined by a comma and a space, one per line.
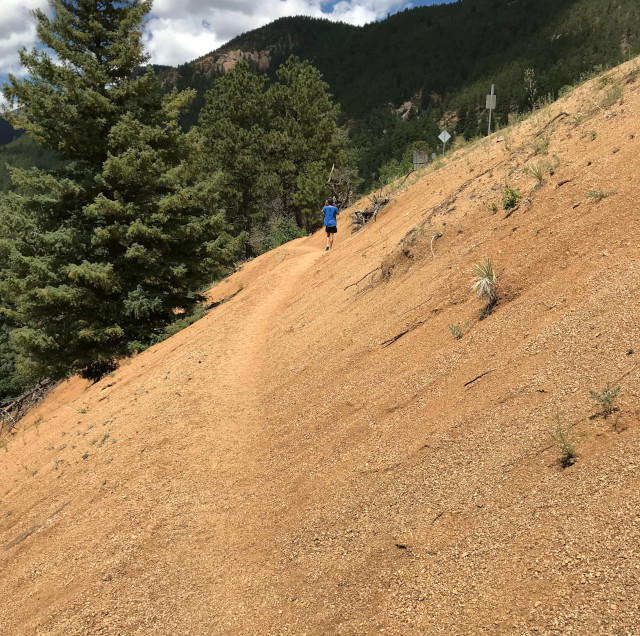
325, 225, 337, 234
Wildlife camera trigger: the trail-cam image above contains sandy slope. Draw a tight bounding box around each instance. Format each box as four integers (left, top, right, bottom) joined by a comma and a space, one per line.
2, 60, 640, 635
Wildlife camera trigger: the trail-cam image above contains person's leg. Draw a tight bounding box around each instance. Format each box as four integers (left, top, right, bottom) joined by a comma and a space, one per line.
329, 231, 335, 249
325, 229, 330, 250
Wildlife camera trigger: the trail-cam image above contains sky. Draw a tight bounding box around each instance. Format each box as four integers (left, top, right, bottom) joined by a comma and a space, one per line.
0, 0, 455, 91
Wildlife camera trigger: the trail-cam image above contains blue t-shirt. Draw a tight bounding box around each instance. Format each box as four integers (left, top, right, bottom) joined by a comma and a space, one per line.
322, 205, 339, 227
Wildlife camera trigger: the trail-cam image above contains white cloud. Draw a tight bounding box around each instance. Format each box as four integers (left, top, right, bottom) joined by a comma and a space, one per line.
1, 0, 425, 78
0, 0, 48, 79
144, 0, 413, 66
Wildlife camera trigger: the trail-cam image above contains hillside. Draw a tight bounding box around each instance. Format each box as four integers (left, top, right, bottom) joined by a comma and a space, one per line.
2, 59, 640, 634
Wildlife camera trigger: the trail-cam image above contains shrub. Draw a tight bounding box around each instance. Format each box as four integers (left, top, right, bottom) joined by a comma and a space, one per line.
501, 187, 522, 212
449, 322, 469, 340
590, 383, 620, 417
249, 215, 307, 255
602, 84, 623, 108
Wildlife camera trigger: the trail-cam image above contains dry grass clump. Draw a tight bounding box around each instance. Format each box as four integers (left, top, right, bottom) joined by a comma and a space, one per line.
471, 258, 498, 312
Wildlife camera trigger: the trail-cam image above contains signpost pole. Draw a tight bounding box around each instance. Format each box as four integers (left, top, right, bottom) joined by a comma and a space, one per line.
438, 130, 451, 157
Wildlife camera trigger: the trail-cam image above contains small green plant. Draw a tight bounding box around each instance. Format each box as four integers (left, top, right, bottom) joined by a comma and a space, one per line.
501, 187, 522, 212
586, 189, 617, 201
551, 413, 576, 468
471, 257, 498, 314
559, 85, 575, 98
582, 129, 597, 141
448, 322, 470, 339
532, 134, 550, 155
590, 383, 620, 417
488, 202, 498, 214
523, 161, 551, 183
571, 114, 584, 125
602, 84, 623, 108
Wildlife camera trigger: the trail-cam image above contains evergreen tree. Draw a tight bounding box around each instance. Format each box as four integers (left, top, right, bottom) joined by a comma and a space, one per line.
197, 60, 277, 255
268, 56, 346, 230
0, 0, 236, 382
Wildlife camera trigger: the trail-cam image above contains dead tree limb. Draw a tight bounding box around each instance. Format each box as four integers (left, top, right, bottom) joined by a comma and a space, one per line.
344, 267, 381, 291
464, 369, 496, 387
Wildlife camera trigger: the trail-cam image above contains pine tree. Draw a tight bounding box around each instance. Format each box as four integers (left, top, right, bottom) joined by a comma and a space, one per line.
0, 0, 236, 382
197, 60, 277, 256
267, 56, 347, 230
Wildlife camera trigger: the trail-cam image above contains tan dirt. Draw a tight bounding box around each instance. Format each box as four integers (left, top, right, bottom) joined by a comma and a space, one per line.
2, 59, 640, 635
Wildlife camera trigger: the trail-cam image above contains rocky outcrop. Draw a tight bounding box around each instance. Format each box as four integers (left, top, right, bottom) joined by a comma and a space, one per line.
195, 48, 273, 76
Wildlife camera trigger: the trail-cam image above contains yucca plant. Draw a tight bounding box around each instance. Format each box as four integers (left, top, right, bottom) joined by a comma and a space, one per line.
523, 161, 551, 183
471, 258, 498, 309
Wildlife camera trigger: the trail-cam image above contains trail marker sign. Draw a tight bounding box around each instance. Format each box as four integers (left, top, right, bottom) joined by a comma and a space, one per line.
486, 84, 496, 135
438, 130, 451, 156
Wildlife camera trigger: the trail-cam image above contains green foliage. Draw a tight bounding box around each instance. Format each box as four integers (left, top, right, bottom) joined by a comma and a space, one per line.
551, 413, 576, 468
269, 56, 347, 230
501, 187, 522, 211
448, 322, 469, 340
197, 56, 349, 236
590, 383, 620, 416
601, 84, 624, 108
586, 189, 617, 201
532, 134, 551, 155
249, 215, 307, 255
196, 60, 273, 254
0, 0, 238, 385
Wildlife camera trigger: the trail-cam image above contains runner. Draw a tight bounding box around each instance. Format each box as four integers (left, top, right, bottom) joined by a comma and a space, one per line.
322, 198, 339, 251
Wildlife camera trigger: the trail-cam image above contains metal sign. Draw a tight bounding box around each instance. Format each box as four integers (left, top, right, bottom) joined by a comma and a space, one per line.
438, 130, 451, 156
486, 84, 496, 135
412, 150, 429, 171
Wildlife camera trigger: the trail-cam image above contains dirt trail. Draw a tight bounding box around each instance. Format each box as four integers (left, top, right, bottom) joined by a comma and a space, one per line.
0, 245, 325, 635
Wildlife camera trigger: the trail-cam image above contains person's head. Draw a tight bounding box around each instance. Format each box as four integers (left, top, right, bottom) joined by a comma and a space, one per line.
327, 197, 334, 206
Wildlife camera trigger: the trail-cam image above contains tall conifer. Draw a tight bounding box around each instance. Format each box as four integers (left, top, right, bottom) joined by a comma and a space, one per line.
0, 0, 236, 381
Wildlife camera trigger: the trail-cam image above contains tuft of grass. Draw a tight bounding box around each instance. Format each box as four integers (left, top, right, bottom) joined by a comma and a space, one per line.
471, 258, 498, 310
586, 189, 617, 201
523, 161, 552, 183
532, 134, 550, 155
590, 383, 620, 417
602, 84, 623, 108
551, 413, 576, 468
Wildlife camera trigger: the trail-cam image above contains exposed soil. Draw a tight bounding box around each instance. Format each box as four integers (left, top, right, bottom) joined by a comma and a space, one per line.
2, 60, 640, 635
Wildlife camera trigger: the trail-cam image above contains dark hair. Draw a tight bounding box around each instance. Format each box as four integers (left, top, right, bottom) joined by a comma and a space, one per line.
327, 198, 334, 205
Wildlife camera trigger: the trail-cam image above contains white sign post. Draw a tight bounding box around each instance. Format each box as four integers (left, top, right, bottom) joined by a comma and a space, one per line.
486, 84, 496, 135
438, 130, 451, 156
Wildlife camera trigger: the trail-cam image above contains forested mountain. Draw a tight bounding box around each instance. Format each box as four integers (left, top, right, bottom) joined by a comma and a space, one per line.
172, 0, 639, 118
2, 0, 639, 188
